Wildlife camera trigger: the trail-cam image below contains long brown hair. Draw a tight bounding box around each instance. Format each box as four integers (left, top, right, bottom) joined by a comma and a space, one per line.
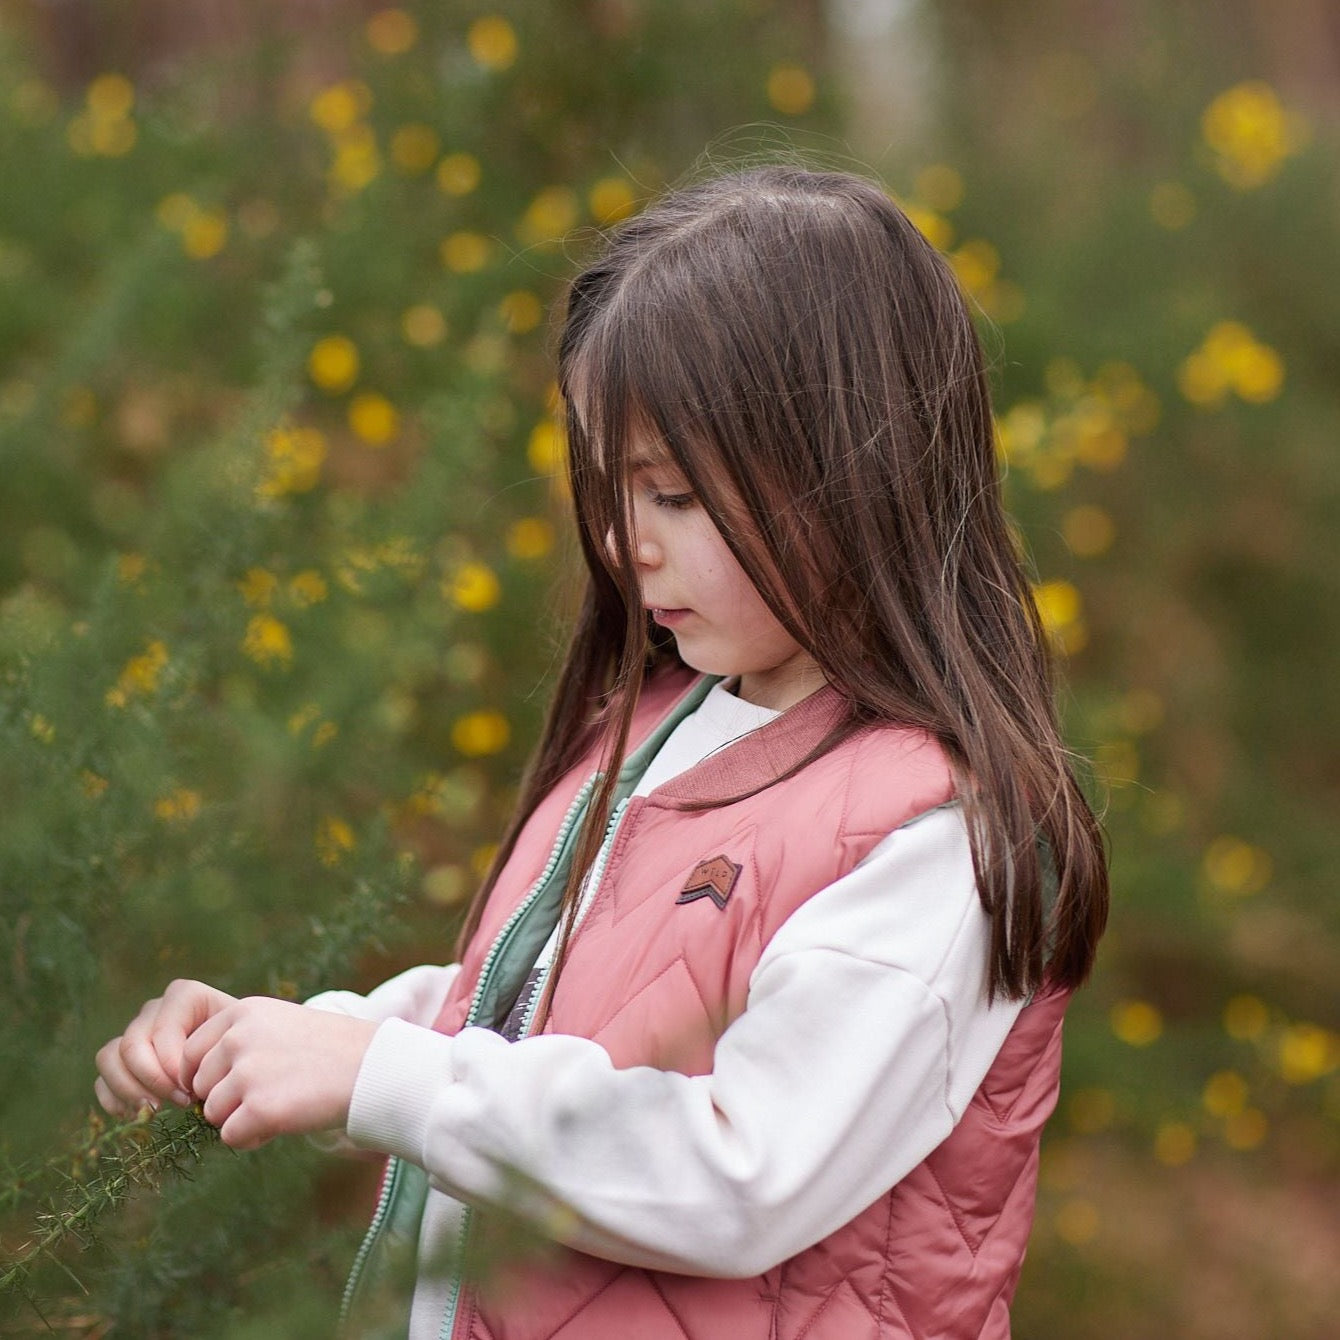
458, 165, 1108, 1002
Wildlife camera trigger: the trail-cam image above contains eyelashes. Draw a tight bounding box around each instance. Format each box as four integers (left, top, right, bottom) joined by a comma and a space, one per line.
649, 490, 696, 510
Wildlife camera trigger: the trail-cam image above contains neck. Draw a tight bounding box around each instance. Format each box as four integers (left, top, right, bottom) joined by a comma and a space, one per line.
734, 655, 828, 711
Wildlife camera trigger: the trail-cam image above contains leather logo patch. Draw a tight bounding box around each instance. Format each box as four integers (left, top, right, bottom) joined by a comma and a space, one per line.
676, 854, 741, 911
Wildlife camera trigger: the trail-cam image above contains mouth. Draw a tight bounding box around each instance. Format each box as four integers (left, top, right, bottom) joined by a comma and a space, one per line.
648, 607, 691, 627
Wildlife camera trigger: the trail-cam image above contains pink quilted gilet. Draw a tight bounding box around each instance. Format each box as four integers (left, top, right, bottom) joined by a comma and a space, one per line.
429, 668, 1069, 1339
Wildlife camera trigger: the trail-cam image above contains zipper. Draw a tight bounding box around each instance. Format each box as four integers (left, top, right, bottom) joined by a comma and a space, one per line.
342, 776, 597, 1336
517, 797, 631, 1041
339, 1155, 404, 1328
464, 774, 596, 1031
438, 787, 632, 1340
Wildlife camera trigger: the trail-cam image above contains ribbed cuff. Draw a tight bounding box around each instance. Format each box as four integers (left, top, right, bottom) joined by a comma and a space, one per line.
347, 1017, 457, 1163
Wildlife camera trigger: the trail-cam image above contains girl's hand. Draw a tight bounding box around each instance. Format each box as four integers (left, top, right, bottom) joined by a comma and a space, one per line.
179, 997, 378, 1150
95, 978, 238, 1117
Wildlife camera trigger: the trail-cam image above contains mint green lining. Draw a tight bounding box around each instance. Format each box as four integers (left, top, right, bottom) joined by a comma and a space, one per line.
470, 674, 718, 1032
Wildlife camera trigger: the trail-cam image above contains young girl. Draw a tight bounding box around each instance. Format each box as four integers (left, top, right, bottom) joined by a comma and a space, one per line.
96, 165, 1109, 1339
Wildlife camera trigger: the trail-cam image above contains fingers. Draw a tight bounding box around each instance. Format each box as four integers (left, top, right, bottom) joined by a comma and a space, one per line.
117, 1000, 188, 1105
93, 1043, 159, 1117
146, 979, 237, 1096
180, 1006, 236, 1099
95, 979, 238, 1114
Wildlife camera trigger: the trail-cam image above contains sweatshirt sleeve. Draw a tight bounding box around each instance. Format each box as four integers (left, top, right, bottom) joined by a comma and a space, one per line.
305, 962, 461, 1029
345, 805, 1024, 1277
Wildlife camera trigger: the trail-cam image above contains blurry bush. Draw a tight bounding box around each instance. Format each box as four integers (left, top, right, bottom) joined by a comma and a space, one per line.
1, 0, 1337, 1334
0, 1, 832, 1331
879, 6, 1340, 1337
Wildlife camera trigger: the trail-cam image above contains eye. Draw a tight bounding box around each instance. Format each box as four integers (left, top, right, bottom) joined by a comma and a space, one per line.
649, 490, 696, 510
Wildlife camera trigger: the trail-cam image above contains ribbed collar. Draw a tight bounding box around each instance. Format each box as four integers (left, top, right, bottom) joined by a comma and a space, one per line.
643, 674, 851, 808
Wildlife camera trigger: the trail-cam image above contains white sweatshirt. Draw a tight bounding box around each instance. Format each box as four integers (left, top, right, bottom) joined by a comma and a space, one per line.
309, 683, 1024, 1337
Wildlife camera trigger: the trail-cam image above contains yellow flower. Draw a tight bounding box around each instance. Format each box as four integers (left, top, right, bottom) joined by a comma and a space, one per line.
316, 816, 356, 867
106, 639, 169, 707
1277, 1024, 1337, 1085
441, 231, 493, 273
1231, 343, 1284, 403
589, 176, 636, 226
88, 72, 134, 120
309, 81, 371, 134
949, 239, 1000, 298
29, 714, 55, 744
1202, 81, 1306, 189
77, 74, 138, 156
1032, 580, 1084, 652
390, 123, 439, 174
289, 570, 328, 606
436, 152, 481, 196
308, 336, 360, 394
81, 770, 109, 799
1202, 835, 1272, 896
517, 187, 579, 247
241, 614, 293, 668
500, 290, 544, 334
447, 561, 501, 612
237, 567, 278, 608
154, 788, 202, 823
1110, 999, 1162, 1047
506, 517, 555, 560
451, 709, 510, 757
1070, 403, 1127, 472
422, 865, 469, 906
348, 391, 400, 446
402, 304, 447, 347
1202, 1069, 1248, 1117
182, 210, 227, 260
1179, 322, 1283, 409
467, 16, 519, 71
258, 423, 327, 498
766, 63, 815, 116
901, 201, 953, 252
1062, 505, 1115, 558
527, 420, 567, 474
329, 124, 382, 193
366, 8, 418, 55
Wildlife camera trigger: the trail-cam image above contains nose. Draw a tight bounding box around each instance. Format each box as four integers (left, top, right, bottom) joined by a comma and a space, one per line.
604, 513, 661, 570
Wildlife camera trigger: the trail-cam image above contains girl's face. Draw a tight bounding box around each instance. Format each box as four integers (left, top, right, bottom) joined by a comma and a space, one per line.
621, 433, 825, 711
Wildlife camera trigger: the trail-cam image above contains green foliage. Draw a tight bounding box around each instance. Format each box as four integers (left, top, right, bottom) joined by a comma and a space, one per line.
0, 1, 830, 1331
1, 0, 1337, 1335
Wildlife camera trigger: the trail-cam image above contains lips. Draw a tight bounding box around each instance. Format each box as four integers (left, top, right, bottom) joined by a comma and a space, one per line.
648, 607, 691, 627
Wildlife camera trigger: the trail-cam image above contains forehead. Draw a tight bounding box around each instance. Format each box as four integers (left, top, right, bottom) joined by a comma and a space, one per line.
571, 392, 676, 477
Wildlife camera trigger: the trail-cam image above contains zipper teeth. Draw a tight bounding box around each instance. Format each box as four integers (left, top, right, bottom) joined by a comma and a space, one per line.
343, 775, 596, 1333
339, 1156, 402, 1324
464, 773, 596, 1028
517, 796, 629, 1041
437, 1205, 473, 1340
438, 772, 598, 1338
